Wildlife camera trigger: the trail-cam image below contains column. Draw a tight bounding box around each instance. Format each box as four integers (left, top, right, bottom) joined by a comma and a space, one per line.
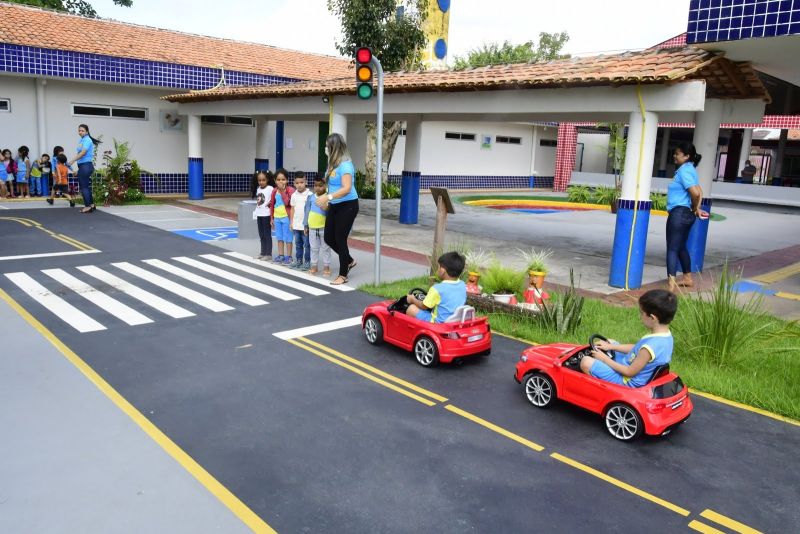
657, 127, 670, 177
187, 115, 204, 200
330, 113, 348, 138
553, 122, 577, 191
773, 129, 788, 183
35, 79, 49, 196
255, 119, 270, 172
275, 121, 285, 169
529, 125, 539, 188
609, 110, 659, 289
399, 117, 422, 224
737, 128, 753, 181
686, 98, 723, 272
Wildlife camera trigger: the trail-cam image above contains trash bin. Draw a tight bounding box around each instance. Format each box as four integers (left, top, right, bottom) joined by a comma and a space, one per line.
399, 172, 421, 224
237, 200, 258, 239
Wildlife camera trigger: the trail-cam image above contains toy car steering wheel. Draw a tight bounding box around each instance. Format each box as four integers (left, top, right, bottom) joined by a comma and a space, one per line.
410, 287, 427, 301
589, 334, 611, 355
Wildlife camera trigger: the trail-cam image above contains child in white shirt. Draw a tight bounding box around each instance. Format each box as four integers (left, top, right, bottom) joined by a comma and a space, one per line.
290, 172, 312, 270
252, 171, 274, 260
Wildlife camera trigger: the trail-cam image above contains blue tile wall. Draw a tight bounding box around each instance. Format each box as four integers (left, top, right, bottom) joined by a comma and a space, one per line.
0, 43, 299, 89
387, 175, 555, 189
687, 0, 800, 43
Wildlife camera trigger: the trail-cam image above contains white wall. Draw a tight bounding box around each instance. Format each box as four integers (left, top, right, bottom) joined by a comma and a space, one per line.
576, 132, 610, 173
532, 125, 558, 177
282, 121, 319, 172
347, 120, 368, 173
0, 76, 39, 156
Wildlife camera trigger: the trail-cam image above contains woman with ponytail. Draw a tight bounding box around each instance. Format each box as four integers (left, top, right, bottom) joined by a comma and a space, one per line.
665, 142, 706, 292
67, 124, 100, 213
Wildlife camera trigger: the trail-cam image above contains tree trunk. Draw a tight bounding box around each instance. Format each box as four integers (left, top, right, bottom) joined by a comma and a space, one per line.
365, 121, 403, 185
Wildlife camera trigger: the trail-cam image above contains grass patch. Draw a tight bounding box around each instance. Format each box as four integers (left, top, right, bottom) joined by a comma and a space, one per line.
359, 275, 799, 420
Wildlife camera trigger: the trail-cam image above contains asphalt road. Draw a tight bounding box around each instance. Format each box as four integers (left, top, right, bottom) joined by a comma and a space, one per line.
2, 208, 798, 533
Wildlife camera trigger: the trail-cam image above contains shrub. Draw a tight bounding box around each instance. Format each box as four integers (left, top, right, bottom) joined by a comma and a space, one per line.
481, 262, 525, 296
650, 192, 667, 211
537, 269, 584, 334
91, 139, 151, 206
518, 247, 553, 273
464, 248, 493, 273
592, 185, 620, 206
567, 184, 593, 203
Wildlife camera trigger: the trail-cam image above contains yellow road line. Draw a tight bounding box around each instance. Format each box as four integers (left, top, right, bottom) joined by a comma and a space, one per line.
550, 452, 691, 516
0, 216, 94, 251
287, 339, 436, 407
0, 216, 33, 226
297, 337, 448, 403
774, 291, 800, 301
690, 390, 800, 427
751, 262, 800, 284
445, 404, 544, 452
688, 520, 726, 533
55, 233, 94, 251
700, 509, 763, 534
0, 287, 275, 534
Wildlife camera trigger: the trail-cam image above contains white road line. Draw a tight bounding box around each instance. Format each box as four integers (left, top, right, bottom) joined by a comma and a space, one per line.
224, 252, 355, 292
142, 259, 267, 306
41, 268, 152, 326
273, 316, 363, 340
199, 254, 328, 296
172, 256, 300, 301
111, 262, 234, 312
137, 218, 211, 223
0, 249, 101, 262
77, 265, 195, 319
4, 272, 106, 333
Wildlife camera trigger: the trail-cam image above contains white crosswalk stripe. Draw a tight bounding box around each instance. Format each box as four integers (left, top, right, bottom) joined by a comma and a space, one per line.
172, 256, 300, 301
111, 262, 234, 312
198, 254, 328, 296
142, 259, 268, 306
4, 272, 106, 333
42, 268, 153, 326
77, 265, 195, 319
224, 252, 355, 292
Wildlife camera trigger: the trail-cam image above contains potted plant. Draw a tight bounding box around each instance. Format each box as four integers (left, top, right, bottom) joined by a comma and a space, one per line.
464, 248, 492, 295
481, 262, 524, 304
519, 248, 553, 290
593, 185, 621, 214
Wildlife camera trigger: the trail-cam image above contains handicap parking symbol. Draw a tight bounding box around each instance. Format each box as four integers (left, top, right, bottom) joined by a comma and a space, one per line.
171, 227, 239, 241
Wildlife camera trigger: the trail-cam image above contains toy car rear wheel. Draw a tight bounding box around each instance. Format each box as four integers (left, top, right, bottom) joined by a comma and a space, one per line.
414, 336, 439, 367
525, 372, 556, 408
364, 316, 383, 345
605, 403, 644, 441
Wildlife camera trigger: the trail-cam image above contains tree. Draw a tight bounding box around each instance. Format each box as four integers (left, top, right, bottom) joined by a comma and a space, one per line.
8, 0, 132, 18
453, 32, 570, 70
327, 0, 429, 184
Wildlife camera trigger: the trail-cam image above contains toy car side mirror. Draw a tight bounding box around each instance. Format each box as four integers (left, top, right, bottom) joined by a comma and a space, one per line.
553, 358, 561, 367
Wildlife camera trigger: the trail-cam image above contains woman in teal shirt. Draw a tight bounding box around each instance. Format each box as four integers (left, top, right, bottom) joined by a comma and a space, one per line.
67, 124, 100, 213
666, 142, 704, 291
316, 133, 359, 285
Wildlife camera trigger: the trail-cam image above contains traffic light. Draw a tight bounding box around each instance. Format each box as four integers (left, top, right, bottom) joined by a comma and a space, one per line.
355, 47, 374, 99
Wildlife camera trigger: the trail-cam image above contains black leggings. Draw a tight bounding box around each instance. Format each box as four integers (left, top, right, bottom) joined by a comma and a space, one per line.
256, 215, 272, 256
324, 199, 359, 277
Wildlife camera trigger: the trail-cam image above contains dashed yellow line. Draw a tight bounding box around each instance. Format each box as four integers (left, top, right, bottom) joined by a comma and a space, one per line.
690, 390, 800, 427
751, 262, 800, 284
445, 404, 544, 452
0, 287, 275, 534
700, 509, 763, 534
774, 291, 800, 301
0, 216, 95, 252
688, 520, 726, 533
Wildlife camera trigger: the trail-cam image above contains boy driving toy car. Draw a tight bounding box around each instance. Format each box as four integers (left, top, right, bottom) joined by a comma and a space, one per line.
406, 251, 467, 323
580, 289, 677, 387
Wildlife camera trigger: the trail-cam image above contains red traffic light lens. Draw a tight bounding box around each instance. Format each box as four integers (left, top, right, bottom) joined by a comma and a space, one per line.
356, 47, 372, 64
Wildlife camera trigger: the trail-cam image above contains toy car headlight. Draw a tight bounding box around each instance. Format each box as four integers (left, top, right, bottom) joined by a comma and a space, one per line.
520, 355, 528, 362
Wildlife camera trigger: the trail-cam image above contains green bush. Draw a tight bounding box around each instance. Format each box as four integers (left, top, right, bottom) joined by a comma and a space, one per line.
567, 184, 593, 203
91, 139, 151, 206
537, 269, 585, 334
650, 192, 667, 211
592, 185, 620, 206
481, 262, 525, 296
358, 181, 401, 200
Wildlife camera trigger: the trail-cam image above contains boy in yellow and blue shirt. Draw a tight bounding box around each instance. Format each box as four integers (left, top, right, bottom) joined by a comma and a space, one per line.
406, 252, 467, 323
303, 177, 332, 276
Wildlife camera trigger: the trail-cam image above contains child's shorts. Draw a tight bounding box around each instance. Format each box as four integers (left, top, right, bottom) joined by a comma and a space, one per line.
53, 184, 69, 194
16, 172, 26, 182
589, 359, 627, 386
415, 309, 434, 323
273, 216, 292, 242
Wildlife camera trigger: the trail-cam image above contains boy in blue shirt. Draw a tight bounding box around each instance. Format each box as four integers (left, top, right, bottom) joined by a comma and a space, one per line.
406, 252, 467, 323
580, 289, 677, 387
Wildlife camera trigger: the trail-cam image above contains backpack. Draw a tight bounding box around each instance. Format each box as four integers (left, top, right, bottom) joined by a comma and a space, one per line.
269, 186, 295, 212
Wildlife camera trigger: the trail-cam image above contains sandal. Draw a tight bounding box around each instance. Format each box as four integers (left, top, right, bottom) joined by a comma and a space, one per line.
347, 260, 357, 274
330, 275, 348, 285
309, 267, 318, 274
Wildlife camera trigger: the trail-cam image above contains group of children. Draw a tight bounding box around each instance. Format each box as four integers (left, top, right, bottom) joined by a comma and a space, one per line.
252, 169, 332, 275
1, 145, 75, 206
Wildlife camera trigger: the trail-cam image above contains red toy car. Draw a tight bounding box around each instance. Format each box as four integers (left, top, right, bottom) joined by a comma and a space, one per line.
514, 334, 692, 441
362, 288, 491, 367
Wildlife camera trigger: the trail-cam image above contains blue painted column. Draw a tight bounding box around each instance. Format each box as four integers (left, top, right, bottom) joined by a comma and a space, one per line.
275, 121, 284, 169
399, 171, 421, 224
609, 109, 659, 289
255, 158, 269, 172
686, 198, 712, 272
188, 157, 204, 200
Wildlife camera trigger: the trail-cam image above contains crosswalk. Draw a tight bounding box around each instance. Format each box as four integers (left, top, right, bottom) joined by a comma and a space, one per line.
3, 252, 353, 333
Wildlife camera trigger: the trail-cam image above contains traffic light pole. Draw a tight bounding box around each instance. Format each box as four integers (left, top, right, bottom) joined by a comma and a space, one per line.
370, 55, 384, 285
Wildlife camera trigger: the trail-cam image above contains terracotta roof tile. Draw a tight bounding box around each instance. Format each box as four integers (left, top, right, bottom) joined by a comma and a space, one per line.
163, 46, 770, 103
0, 2, 350, 81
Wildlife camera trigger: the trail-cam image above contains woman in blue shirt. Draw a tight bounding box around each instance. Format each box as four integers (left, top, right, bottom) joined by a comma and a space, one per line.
67, 124, 100, 213
316, 133, 359, 285
666, 142, 704, 292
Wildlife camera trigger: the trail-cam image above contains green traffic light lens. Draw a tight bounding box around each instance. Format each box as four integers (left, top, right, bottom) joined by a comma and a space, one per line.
357, 84, 373, 99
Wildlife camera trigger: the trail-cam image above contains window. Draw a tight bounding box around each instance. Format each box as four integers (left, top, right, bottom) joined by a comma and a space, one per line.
0, 98, 9, 112
539, 139, 558, 147
400, 128, 407, 136
202, 115, 254, 126
496, 136, 522, 145
72, 103, 147, 120
445, 132, 476, 141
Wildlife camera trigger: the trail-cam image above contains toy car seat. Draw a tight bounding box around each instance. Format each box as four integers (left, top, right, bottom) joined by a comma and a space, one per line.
647, 364, 670, 384
444, 305, 476, 324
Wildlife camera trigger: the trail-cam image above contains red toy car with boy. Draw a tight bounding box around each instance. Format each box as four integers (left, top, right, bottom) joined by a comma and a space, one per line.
514, 334, 692, 441
362, 288, 491, 367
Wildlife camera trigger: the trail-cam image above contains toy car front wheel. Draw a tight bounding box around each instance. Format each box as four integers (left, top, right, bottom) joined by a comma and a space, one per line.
525, 372, 556, 408
414, 336, 439, 367
364, 316, 383, 345
605, 403, 644, 441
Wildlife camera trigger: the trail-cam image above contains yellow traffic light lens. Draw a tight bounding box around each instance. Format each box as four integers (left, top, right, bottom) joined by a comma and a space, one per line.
357, 66, 372, 82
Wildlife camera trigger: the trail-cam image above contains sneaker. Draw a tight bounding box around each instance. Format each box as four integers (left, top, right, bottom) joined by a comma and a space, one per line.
46, 198, 54, 205
301, 262, 311, 271
290, 259, 303, 269
273, 255, 284, 263
283, 256, 293, 265
260, 255, 272, 262
69, 200, 75, 207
